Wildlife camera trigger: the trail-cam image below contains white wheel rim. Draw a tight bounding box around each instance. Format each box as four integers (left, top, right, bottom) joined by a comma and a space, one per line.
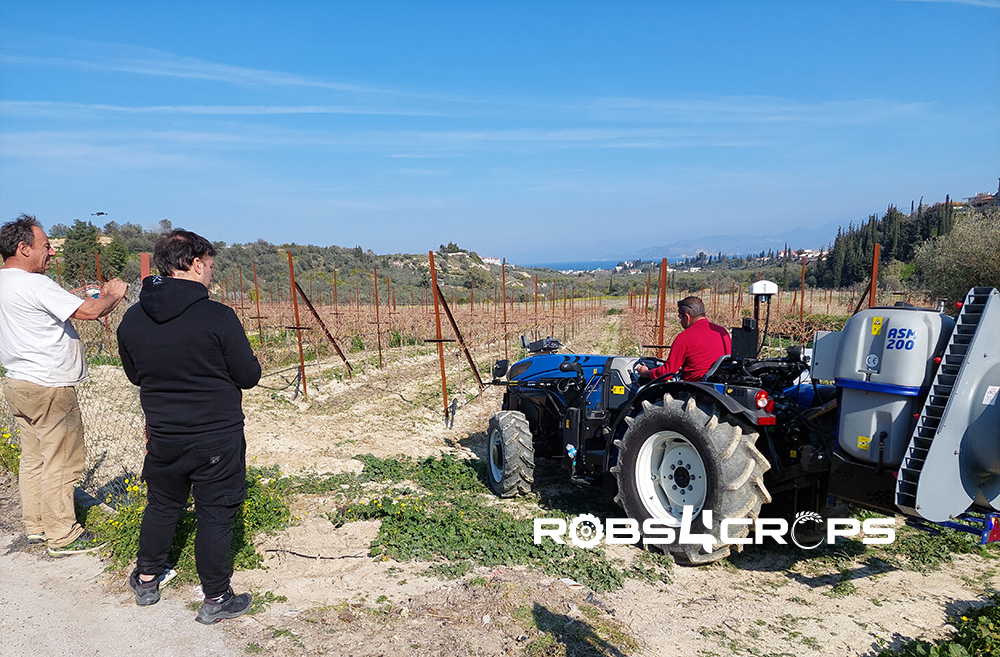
488, 428, 504, 483
634, 430, 708, 522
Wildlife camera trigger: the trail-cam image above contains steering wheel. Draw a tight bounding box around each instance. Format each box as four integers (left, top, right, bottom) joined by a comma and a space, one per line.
631, 357, 665, 382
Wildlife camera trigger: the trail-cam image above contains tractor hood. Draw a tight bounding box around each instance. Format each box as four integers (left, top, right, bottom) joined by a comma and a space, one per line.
505, 354, 613, 383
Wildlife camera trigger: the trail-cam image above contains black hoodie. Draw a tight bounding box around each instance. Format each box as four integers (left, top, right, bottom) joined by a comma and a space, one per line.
117, 275, 261, 440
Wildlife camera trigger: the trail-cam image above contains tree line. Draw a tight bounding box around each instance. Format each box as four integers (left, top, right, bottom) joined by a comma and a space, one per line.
41, 190, 996, 306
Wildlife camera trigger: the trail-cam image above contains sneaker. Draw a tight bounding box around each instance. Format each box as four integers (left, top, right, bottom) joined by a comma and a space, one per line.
47, 530, 106, 557
26, 532, 45, 545
129, 568, 161, 606
195, 588, 253, 624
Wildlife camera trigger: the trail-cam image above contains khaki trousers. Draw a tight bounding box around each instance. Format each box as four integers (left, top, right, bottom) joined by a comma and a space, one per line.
3, 378, 85, 548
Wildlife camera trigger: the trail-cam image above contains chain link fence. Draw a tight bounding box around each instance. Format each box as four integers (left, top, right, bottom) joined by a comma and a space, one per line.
0, 273, 605, 504
0, 277, 145, 506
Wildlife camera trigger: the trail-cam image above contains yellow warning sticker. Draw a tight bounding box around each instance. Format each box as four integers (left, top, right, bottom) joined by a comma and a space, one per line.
871, 317, 883, 336
857, 436, 871, 450
612, 385, 625, 395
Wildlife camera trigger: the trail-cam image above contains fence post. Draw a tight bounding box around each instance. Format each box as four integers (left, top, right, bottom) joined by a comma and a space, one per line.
287, 251, 307, 398
656, 258, 668, 359
501, 259, 508, 362
429, 251, 449, 420
374, 266, 383, 369
800, 257, 807, 325
868, 243, 881, 309
252, 263, 264, 346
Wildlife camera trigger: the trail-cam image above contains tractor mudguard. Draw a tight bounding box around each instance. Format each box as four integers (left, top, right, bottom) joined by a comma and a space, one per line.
603, 380, 773, 471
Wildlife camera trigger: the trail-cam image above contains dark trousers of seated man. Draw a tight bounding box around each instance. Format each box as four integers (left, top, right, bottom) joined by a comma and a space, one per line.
138, 431, 247, 599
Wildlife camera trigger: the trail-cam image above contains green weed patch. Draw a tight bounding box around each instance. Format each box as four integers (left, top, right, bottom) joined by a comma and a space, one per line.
314, 454, 669, 592
87, 466, 292, 581
879, 595, 1000, 657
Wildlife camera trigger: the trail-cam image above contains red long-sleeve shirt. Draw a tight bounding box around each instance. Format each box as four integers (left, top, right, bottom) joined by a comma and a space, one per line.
649, 318, 731, 381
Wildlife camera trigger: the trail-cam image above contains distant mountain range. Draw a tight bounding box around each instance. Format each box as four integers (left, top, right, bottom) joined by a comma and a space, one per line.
624, 220, 843, 262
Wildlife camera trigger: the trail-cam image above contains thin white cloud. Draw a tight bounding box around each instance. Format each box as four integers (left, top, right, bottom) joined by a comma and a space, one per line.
0, 94, 930, 132
0, 49, 397, 96
590, 96, 931, 125
0, 100, 457, 119
0, 38, 940, 129
886, 0, 1000, 8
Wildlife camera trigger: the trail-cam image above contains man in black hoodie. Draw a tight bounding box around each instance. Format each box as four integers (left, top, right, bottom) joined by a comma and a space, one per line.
117, 229, 261, 624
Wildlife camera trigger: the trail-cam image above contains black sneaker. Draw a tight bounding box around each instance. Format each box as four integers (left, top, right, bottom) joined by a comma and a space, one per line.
195, 588, 253, 624
129, 568, 161, 606
47, 530, 106, 557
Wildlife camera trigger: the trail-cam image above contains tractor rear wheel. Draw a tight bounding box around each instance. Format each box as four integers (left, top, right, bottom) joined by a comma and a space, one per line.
486, 411, 535, 497
613, 391, 771, 564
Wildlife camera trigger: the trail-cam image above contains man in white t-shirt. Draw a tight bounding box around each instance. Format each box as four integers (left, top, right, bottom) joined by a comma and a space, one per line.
0, 214, 127, 556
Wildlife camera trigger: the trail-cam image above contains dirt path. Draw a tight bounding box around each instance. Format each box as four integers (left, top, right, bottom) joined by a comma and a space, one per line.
3, 313, 998, 656
0, 474, 243, 657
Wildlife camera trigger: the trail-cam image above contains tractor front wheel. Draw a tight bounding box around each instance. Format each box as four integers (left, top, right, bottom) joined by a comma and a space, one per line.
613, 391, 771, 564
486, 411, 535, 497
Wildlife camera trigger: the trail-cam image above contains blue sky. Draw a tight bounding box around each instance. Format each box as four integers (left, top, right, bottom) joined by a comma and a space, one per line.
1, 1, 998, 263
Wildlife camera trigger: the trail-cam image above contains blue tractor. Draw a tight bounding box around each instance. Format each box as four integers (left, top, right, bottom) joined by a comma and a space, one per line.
486, 284, 1000, 564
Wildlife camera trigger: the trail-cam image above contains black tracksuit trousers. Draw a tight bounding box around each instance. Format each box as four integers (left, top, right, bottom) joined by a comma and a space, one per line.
137, 431, 247, 599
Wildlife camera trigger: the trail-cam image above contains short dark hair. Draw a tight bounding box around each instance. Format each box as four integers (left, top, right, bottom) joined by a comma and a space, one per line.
0, 214, 42, 261
153, 229, 216, 276
678, 296, 706, 318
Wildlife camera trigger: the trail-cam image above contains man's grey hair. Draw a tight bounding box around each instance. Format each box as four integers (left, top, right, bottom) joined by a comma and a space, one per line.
0, 214, 42, 261
678, 296, 706, 319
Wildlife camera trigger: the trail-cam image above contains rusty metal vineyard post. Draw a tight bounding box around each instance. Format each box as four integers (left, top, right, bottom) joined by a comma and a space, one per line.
656, 259, 668, 359
286, 251, 308, 398
428, 251, 449, 420
435, 283, 484, 392
93, 251, 114, 352
800, 257, 807, 325
502, 259, 508, 361
374, 266, 384, 369
251, 263, 264, 346
293, 280, 353, 379
869, 243, 881, 309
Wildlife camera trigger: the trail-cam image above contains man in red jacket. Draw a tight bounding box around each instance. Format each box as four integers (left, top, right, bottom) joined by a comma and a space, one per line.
637, 296, 731, 382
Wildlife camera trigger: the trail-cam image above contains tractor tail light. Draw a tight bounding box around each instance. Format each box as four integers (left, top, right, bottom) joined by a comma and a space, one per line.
755, 390, 772, 412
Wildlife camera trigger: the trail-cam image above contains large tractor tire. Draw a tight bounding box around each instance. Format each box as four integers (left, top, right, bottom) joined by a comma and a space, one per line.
612, 391, 771, 565
486, 411, 535, 497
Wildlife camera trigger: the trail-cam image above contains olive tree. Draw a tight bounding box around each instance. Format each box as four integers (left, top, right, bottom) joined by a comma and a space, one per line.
913, 207, 1000, 305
